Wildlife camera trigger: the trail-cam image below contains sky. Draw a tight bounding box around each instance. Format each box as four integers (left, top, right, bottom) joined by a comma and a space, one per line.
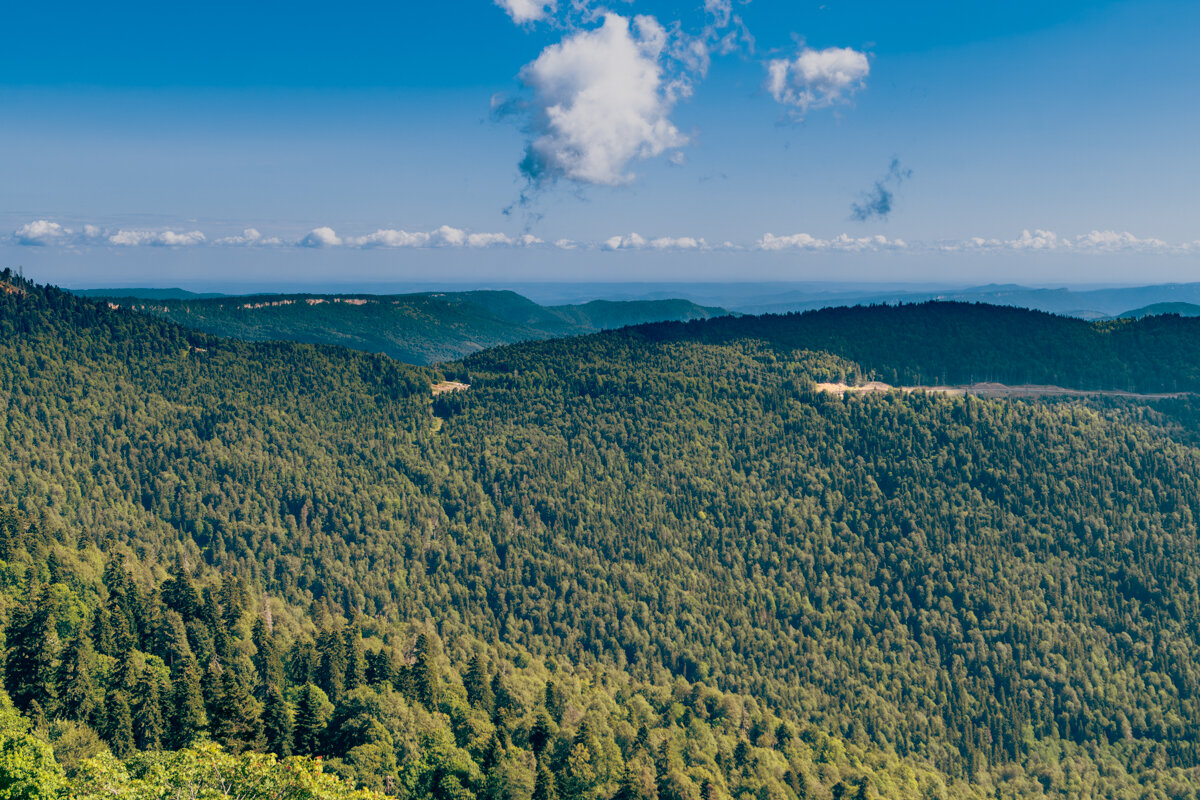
2, 0, 1199, 287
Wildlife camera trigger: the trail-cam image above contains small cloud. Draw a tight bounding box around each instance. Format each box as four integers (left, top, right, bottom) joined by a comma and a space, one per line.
216, 228, 281, 246
495, 0, 554, 23
299, 227, 343, 248
108, 229, 206, 247
343, 226, 543, 249
1075, 230, 1169, 252
757, 232, 907, 252
13, 220, 70, 246
604, 233, 708, 250
766, 46, 870, 117
851, 158, 912, 222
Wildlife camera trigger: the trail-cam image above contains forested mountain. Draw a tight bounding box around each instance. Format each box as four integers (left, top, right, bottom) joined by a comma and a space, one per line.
5, 273, 1200, 797
626, 301, 1200, 392
1116, 302, 1200, 319
100, 290, 728, 365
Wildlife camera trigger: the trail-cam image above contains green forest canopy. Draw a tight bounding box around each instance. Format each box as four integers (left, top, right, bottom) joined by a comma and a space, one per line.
3, 273, 1200, 797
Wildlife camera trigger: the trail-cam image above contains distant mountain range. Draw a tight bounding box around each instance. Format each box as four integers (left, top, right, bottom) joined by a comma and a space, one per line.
77, 280, 1200, 321
89, 289, 729, 364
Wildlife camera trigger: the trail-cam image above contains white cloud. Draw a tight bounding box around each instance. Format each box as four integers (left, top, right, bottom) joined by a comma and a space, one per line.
1076, 230, 1170, 252
299, 227, 343, 248
604, 233, 709, 250
496, 0, 554, 23
107, 229, 206, 247
518, 13, 688, 186
13, 220, 70, 246
215, 228, 282, 247
944, 229, 1176, 254
758, 233, 906, 252
766, 46, 870, 116
342, 226, 543, 249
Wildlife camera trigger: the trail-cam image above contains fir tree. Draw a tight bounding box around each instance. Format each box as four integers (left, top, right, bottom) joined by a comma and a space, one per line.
3, 582, 58, 712
56, 634, 99, 724
132, 668, 165, 751
465, 655, 493, 711
365, 649, 393, 686
315, 628, 345, 703
170, 656, 207, 748
102, 688, 134, 759
262, 683, 293, 757
211, 669, 263, 754
252, 617, 283, 694
533, 761, 558, 800
412, 633, 438, 711
293, 683, 326, 756
343, 626, 365, 692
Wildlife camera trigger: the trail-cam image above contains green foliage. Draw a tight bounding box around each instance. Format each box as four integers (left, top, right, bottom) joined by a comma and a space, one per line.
69, 742, 384, 799
121, 290, 728, 366
0, 733, 64, 800
8, 276, 1200, 798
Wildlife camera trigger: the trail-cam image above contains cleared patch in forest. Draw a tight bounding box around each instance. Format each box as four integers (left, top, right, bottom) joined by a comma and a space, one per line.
432, 381, 470, 395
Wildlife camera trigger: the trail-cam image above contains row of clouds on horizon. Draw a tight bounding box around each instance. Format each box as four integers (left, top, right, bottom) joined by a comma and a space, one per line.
10, 221, 1200, 256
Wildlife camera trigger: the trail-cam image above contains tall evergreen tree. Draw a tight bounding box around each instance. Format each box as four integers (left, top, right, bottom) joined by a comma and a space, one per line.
465, 655, 493, 712
170, 656, 207, 749
251, 617, 283, 694
102, 688, 134, 759
4, 582, 58, 712
211, 669, 263, 754
55, 634, 99, 724
132, 668, 165, 751
293, 683, 327, 756
343, 626, 365, 693
262, 683, 293, 757
533, 761, 558, 800
412, 633, 438, 711
315, 628, 345, 703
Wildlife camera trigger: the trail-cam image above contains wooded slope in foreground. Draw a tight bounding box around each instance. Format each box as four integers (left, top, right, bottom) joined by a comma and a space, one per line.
3, 274, 1200, 797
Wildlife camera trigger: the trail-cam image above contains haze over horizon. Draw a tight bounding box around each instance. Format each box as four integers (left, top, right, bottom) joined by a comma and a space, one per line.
4, 0, 1199, 285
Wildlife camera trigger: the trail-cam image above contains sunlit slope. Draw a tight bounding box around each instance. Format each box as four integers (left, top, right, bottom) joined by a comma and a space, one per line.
5, 277, 1200, 791
111, 290, 728, 364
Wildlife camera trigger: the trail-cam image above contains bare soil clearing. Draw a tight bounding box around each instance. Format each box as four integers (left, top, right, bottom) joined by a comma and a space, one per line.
814, 381, 1190, 400
432, 381, 470, 395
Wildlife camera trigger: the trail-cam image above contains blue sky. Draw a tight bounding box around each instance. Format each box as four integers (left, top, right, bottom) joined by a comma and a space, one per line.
3, 0, 1199, 286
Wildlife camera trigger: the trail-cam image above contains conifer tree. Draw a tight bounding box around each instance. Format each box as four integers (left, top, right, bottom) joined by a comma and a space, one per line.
252, 617, 283, 694
102, 688, 134, 759
293, 683, 326, 756
90, 606, 114, 658
132, 668, 165, 751
465, 655, 493, 711
4, 582, 58, 712
365, 649, 394, 686
55, 634, 99, 724
161, 562, 200, 619
315, 628, 345, 703
343, 626, 365, 692
533, 761, 558, 800
170, 656, 207, 749
211, 669, 263, 754
262, 683, 293, 757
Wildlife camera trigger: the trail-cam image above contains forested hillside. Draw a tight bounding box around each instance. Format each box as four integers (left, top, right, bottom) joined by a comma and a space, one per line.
104, 290, 727, 365
4, 274, 1200, 797
629, 302, 1200, 392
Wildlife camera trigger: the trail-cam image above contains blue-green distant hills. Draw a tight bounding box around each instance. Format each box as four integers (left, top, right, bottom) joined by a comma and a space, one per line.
92, 289, 729, 364
1115, 301, 1200, 319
